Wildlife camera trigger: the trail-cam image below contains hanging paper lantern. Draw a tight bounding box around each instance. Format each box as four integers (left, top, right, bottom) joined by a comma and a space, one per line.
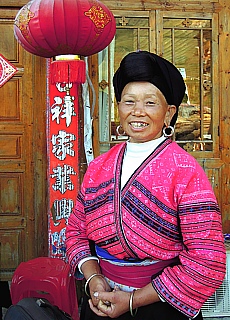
14, 0, 116, 58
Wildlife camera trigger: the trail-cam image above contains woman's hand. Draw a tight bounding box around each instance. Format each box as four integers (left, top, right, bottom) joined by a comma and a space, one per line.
88, 275, 112, 316
89, 287, 131, 318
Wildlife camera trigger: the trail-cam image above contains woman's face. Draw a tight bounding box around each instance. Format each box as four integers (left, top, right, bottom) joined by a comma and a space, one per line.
118, 81, 176, 143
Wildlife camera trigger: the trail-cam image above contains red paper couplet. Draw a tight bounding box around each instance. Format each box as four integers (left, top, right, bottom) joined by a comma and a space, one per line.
48, 79, 80, 258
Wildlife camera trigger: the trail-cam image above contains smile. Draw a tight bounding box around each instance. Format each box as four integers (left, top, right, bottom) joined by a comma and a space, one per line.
130, 122, 148, 128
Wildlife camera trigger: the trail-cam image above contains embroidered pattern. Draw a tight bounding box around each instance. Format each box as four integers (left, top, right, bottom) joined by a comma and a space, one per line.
123, 191, 180, 240
14, 4, 35, 43
85, 3, 112, 34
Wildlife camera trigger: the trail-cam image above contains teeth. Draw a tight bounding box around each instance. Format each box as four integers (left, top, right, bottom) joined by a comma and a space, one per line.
130, 122, 148, 128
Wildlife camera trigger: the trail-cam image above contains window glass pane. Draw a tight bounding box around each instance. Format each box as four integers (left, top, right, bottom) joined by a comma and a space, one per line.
114, 28, 150, 66
116, 17, 149, 27
139, 29, 150, 50
163, 18, 213, 152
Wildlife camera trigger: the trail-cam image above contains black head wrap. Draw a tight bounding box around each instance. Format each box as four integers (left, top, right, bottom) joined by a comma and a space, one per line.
113, 50, 186, 126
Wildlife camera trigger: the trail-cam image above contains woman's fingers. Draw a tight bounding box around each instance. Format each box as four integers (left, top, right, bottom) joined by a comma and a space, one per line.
88, 299, 109, 317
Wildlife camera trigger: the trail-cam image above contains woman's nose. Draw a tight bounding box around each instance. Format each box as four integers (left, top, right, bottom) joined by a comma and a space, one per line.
131, 102, 146, 116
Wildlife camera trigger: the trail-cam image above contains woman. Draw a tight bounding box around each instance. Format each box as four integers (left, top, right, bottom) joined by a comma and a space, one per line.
66, 51, 226, 320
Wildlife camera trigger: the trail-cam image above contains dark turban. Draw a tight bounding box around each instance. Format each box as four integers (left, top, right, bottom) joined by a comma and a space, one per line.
113, 50, 186, 127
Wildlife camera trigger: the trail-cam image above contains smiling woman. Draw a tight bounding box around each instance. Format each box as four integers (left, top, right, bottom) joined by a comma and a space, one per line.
66, 51, 226, 320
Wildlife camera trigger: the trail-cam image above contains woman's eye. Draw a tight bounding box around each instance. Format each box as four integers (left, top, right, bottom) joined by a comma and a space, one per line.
145, 101, 155, 106
125, 100, 135, 105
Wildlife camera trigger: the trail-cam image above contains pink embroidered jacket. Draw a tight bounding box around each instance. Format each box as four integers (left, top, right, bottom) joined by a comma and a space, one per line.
66, 139, 226, 318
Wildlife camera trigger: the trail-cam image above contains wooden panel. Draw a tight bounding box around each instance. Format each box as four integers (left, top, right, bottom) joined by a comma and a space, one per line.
0, 22, 17, 59
0, 174, 22, 214
0, 230, 24, 281
0, 135, 22, 158
0, 162, 25, 172
198, 158, 224, 207
0, 15, 17, 55
0, 80, 20, 120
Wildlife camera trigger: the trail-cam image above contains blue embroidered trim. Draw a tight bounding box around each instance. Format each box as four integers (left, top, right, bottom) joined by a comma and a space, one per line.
154, 278, 198, 317
123, 192, 180, 240
85, 178, 115, 193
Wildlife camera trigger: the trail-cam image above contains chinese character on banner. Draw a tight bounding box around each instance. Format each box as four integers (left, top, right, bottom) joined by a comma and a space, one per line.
48, 58, 86, 259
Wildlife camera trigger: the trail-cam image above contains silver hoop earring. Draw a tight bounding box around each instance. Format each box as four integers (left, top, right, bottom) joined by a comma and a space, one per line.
116, 125, 126, 136
163, 126, 174, 137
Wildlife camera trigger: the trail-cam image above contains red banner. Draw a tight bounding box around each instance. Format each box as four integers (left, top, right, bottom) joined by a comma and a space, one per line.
48, 79, 80, 259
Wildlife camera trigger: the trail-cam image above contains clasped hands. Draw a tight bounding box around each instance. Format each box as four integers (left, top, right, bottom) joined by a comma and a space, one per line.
88, 277, 130, 318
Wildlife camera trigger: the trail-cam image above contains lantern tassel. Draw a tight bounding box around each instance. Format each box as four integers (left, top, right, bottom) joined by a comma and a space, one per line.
50, 60, 86, 84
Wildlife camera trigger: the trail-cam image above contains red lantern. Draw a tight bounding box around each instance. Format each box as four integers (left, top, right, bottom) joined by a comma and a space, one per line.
14, 0, 116, 58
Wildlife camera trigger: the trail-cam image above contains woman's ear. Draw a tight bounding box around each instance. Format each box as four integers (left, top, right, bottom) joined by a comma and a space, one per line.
164, 105, 177, 126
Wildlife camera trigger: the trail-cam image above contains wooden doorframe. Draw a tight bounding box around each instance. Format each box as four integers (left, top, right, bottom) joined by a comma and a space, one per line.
32, 56, 48, 258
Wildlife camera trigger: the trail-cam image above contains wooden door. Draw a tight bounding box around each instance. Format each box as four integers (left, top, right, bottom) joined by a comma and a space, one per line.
0, 4, 47, 281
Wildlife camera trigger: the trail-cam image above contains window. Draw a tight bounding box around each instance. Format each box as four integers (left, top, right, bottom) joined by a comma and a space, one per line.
98, 11, 218, 156
160, 14, 217, 153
